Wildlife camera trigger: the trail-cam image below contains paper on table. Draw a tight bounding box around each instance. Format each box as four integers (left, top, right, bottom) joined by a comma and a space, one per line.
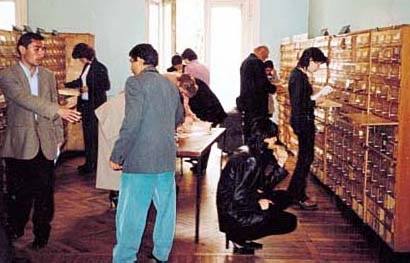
311, 85, 333, 101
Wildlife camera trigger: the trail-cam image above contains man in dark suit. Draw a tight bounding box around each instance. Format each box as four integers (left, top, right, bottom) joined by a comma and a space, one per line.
237, 45, 276, 143
0, 32, 81, 250
65, 43, 110, 173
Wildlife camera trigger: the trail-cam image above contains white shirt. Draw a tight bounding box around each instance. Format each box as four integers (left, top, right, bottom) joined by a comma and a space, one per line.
81, 63, 90, 100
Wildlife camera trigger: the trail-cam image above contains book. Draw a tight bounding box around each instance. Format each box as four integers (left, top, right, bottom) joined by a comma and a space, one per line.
311, 85, 333, 101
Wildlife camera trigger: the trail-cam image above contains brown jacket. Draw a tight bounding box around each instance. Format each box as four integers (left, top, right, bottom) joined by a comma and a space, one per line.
0, 63, 64, 160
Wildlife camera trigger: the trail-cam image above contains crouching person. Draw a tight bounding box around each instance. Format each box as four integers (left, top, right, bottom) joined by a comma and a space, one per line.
216, 117, 297, 254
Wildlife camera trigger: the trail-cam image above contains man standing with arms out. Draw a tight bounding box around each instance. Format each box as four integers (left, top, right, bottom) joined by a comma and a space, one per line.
238, 45, 276, 143
110, 43, 184, 262
0, 32, 81, 250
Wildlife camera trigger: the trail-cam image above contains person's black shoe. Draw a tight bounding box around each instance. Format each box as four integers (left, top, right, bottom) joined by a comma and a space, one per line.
78, 165, 95, 174
184, 158, 197, 165
109, 190, 119, 209
77, 163, 89, 171
245, 241, 263, 250
233, 245, 255, 254
31, 238, 48, 250
147, 253, 168, 262
189, 164, 206, 174
296, 199, 318, 210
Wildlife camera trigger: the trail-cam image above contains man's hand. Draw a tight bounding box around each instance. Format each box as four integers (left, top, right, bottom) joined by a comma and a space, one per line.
110, 161, 123, 171
63, 96, 78, 109
80, 86, 88, 93
57, 107, 81, 123
258, 198, 273, 210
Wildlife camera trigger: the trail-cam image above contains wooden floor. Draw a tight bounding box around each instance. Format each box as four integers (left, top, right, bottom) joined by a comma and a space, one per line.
10, 146, 410, 262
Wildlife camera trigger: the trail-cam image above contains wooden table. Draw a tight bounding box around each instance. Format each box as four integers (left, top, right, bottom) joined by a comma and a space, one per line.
176, 127, 226, 243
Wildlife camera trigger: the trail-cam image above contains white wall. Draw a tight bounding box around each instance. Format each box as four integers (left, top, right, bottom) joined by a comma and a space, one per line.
28, 0, 147, 95
309, 0, 410, 37
27, 0, 410, 94
259, 0, 309, 71
27, 0, 311, 93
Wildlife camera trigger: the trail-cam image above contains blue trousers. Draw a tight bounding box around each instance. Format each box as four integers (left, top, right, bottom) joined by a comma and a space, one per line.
112, 172, 176, 263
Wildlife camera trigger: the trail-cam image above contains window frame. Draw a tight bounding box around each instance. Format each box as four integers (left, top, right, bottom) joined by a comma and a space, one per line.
0, 0, 27, 29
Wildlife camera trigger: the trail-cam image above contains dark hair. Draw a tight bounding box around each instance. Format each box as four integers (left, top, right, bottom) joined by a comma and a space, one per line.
129, 43, 158, 66
297, 47, 328, 68
181, 48, 198, 61
16, 32, 44, 56
247, 118, 278, 154
178, 74, 197, 98
171, 54, 183, 66
264, 60, 274, 69
72, 43, 95, 60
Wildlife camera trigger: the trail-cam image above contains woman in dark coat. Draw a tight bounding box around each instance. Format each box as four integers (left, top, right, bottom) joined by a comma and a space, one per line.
216, 118, 297, 254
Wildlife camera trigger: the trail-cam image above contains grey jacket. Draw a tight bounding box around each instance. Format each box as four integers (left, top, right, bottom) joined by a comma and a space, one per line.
0, 63, 64, 160
110, 67, 184, 173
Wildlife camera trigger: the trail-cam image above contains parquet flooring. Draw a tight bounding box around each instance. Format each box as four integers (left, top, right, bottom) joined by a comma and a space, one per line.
9, 146, 410, 262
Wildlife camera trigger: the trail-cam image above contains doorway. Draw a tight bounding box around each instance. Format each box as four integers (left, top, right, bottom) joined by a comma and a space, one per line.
207, 2, 243, 110
148, 0, 259, 110
204, 0, 260, 110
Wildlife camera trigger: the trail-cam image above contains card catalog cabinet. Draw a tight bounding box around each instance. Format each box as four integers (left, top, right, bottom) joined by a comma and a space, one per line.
279, 25, 410, 252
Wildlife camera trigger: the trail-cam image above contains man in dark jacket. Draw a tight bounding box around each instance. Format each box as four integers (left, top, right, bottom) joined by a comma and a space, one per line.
65, 43, 110, 173
178, 74, 227, 127
177, 74, 227, 174
238, 45, 276, 143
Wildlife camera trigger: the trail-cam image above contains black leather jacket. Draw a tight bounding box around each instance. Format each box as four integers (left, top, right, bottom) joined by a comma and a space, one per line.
216, 146, 288, 233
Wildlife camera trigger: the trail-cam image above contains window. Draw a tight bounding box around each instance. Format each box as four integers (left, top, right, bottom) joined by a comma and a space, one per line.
176, 0, 205, 62
0, 0, 27, 30
148, 0, 173, 72
0, 1, 15, 30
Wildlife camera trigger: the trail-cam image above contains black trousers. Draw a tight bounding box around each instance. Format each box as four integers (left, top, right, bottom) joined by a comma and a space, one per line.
287, 126, 315, 202
0, 178, 12, 263
0, 222, 12, 263
5, 151, 55, 242
227, 190, 297, 243
78, 100, 98, 169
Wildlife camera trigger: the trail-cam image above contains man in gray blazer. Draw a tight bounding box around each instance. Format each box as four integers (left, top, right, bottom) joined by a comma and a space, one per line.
110, 43, 184, 263
0, 32, 81, 250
